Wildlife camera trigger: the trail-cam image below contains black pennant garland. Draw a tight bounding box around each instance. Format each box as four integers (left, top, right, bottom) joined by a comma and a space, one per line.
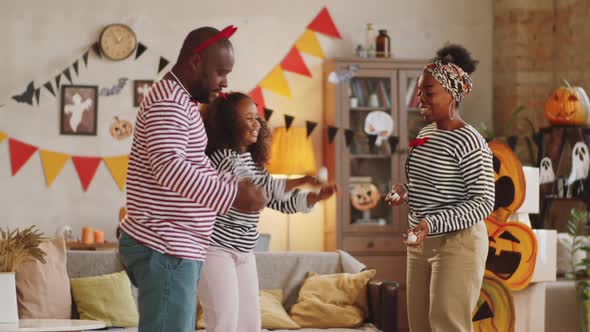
158, 57, 170, 74
55, 74, 62, 89
388, 136, 400, 153
263, 108, 274, 121
72, 60, 79, 76
34, 88, 41, 105
63, 68, 73, 84
284, 115, 294, 130
12, 81, 35, 105
44, 82, 55, 97
136, 42, 147, 59
344, 129, 354, 147
306, 121, 317, 137
82, 51, 89, 67
92, 42, 102, 58
327, 126, 339, 143
367, 134, 378, 150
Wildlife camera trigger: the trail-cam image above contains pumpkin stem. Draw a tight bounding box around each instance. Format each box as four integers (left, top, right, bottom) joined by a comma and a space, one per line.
114, 116, 119, 121
562, 78, 574, 92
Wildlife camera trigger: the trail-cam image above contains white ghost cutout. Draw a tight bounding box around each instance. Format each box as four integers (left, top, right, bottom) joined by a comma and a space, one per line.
540, 157, 556, 185
568, 141, 590, 185
65, 93, 92, 133
364, 111, 394, 146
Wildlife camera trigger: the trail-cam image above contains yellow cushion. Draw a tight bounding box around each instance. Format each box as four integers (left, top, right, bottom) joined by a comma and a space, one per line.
260, 289, 301, 329
70, 271, 138, 327
289, 270, 376, 328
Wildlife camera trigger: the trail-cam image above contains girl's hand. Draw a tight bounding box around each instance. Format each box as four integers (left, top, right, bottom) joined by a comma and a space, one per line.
306, 184, 338, 207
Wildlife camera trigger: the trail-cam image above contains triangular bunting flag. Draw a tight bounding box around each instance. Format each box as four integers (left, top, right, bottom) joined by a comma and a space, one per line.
345, 129, 354, 147
295, 29, 325, 59
280, 47, 312, 77
92, 42, 102, 58
55, 74, 62, 89
12, 81, 35, 106
34, 88, 41, 106
44, 81, 55, 97
82, 51, 89, 67
40, 150, 70, 187
284, 115, 295, 130
158, 57, 170, 74
135, 42, 147, 59
8, 138, 38, 176
263, 108, 274, 121
259, 65, 291, 97
307, 7, 342, 39
327, 126, 339, 143
72, 60, 79, 76
367, 134, 378, 150
249, 86, 265, 117
388, 136, 400, 153
0, 131, 7, 143
72, 156, 102, 192
103, 155, 129, 191
306, 121, 317, 137
63, 68, 73, 84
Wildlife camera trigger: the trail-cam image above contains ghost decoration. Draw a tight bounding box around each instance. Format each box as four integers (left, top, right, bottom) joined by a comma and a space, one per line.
567, 141, 590, 185
364, 111, 394, 146
539, 157, 556, 185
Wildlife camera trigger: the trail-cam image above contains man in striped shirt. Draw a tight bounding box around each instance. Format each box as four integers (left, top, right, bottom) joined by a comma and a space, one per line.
118, 27, 266, 332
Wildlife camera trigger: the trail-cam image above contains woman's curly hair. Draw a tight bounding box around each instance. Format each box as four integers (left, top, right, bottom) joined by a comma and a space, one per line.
204, 92, 271, 166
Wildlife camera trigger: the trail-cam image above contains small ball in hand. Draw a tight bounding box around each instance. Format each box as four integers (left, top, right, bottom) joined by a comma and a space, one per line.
407, 231, 418, 243
317, 166, 328, 183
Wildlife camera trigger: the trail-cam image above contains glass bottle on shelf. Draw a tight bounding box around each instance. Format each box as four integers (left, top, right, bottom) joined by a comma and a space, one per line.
376, 30, 391, 58
365, 23, 376, 58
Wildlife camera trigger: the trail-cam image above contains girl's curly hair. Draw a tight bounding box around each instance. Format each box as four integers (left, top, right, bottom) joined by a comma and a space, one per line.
204, 92, 271, 166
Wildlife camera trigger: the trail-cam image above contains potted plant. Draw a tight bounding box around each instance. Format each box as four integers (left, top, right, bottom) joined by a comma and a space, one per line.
0, 226, 46, 323
565, 208, 590, 331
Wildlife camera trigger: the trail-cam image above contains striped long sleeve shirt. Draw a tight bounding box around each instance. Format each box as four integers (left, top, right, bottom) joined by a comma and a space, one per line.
405, 123, 495, 236
121, 79, 238, 261
208, 148, 312, 252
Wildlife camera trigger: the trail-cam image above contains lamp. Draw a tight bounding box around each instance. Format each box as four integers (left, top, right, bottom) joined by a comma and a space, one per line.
508, 166, 539, 227
267, 127, 317, 251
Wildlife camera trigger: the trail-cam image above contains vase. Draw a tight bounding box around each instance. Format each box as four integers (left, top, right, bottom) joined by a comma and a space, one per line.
0, 272, 19, 323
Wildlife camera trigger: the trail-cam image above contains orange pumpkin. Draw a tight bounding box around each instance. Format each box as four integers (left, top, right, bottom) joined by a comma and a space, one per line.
485, 216, 537, 291
472, 271, 515, 332
544, 84, 590, 125
109, 116, 133, 140
350, 183, 381, 211
488, 141, 526, 223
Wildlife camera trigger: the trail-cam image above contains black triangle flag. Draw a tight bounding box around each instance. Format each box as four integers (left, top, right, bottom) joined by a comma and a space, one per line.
158, 57, 170, 74
92, 42, 102, 58
345, 129, 354, 147
55, 74, 62, 89
507, 135, 518, 151
72, 60, 79, 76
305, 121, 317, 137
327, 126, 339, 143
43, 82, 55, 97
12, 81, 35, 105
284, 115, 295, 130
34, 88, 41, 106
82, 51, 89, 67
367, 134, 378, 150
388, 136, 400, 153
263, 108, 274, 121
136, 42, 148, 59
63, 68, 73, 84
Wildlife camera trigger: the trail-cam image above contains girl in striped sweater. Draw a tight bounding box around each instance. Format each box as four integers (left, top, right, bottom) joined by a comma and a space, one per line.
198, 92, 337, 331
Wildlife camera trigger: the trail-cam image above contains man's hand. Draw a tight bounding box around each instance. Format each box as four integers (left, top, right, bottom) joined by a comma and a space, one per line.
232, 180, 266, 212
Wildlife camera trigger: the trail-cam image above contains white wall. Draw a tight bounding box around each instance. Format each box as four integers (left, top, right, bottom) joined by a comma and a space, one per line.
0, 0, 493, 249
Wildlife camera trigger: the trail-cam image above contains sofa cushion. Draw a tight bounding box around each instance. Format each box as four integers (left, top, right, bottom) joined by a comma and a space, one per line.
260, 289, 301, 329
16, 237, 71, 319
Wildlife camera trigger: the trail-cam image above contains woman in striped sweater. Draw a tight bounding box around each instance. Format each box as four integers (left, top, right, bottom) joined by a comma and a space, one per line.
198, 92, 337, 332
386, 45, 495, 332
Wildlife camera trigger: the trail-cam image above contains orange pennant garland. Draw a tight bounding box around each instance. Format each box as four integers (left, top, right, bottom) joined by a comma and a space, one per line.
72, 156, 101, 192
9, 138, 38, 176
281, 47, 312, 77
249, 86, 266, 117
307, 6, 342, 39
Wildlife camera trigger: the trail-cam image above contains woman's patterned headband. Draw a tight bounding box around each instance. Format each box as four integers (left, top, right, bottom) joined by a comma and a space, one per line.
424, 60, 473, 103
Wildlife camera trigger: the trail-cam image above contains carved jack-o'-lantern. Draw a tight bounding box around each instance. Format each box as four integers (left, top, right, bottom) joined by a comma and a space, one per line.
544, 83, 590, 125
350, 183, 381, 211
488, 141, 526, 223
472, 271, 515, 332
110, 116, 133, 140
485, 216, 537, 291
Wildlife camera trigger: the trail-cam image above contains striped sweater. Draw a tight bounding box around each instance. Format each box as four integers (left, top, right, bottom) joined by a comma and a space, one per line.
208, 148, 311, 252
405, 123, 495, 236
121, 79, 238, 261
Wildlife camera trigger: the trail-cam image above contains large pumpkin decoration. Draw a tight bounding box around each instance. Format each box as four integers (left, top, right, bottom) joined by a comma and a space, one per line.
350, 183, 381, 211
544, 81, 590, 125
109, 116, 133, 140
488, 141, 526, 223
485, 216, 537, 291
472, 272, 515, 332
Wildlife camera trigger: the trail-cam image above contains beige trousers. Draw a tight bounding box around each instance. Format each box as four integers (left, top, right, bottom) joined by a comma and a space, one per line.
406, 221, 488, 332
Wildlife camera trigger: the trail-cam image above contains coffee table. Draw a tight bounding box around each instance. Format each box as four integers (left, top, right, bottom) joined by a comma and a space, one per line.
0, 319, 106, 332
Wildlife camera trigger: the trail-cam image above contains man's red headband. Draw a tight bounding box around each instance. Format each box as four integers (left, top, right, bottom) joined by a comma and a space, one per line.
193, 25, 237, 54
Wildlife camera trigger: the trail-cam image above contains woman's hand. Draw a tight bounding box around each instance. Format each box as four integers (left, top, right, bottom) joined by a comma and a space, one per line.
402, 220, 429, 248
385, 184, 408, 206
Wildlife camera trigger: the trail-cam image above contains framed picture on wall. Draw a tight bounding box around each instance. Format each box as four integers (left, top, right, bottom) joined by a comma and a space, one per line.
134, 80, 154, 107
60, 85, 98, 136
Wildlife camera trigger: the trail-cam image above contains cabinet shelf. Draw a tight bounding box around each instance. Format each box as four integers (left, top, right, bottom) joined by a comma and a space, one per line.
351, 154, 391, 159
350, 107, 391, 112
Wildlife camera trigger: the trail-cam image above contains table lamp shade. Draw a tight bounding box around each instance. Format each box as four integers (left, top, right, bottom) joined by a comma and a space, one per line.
267, 127, 316, 175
